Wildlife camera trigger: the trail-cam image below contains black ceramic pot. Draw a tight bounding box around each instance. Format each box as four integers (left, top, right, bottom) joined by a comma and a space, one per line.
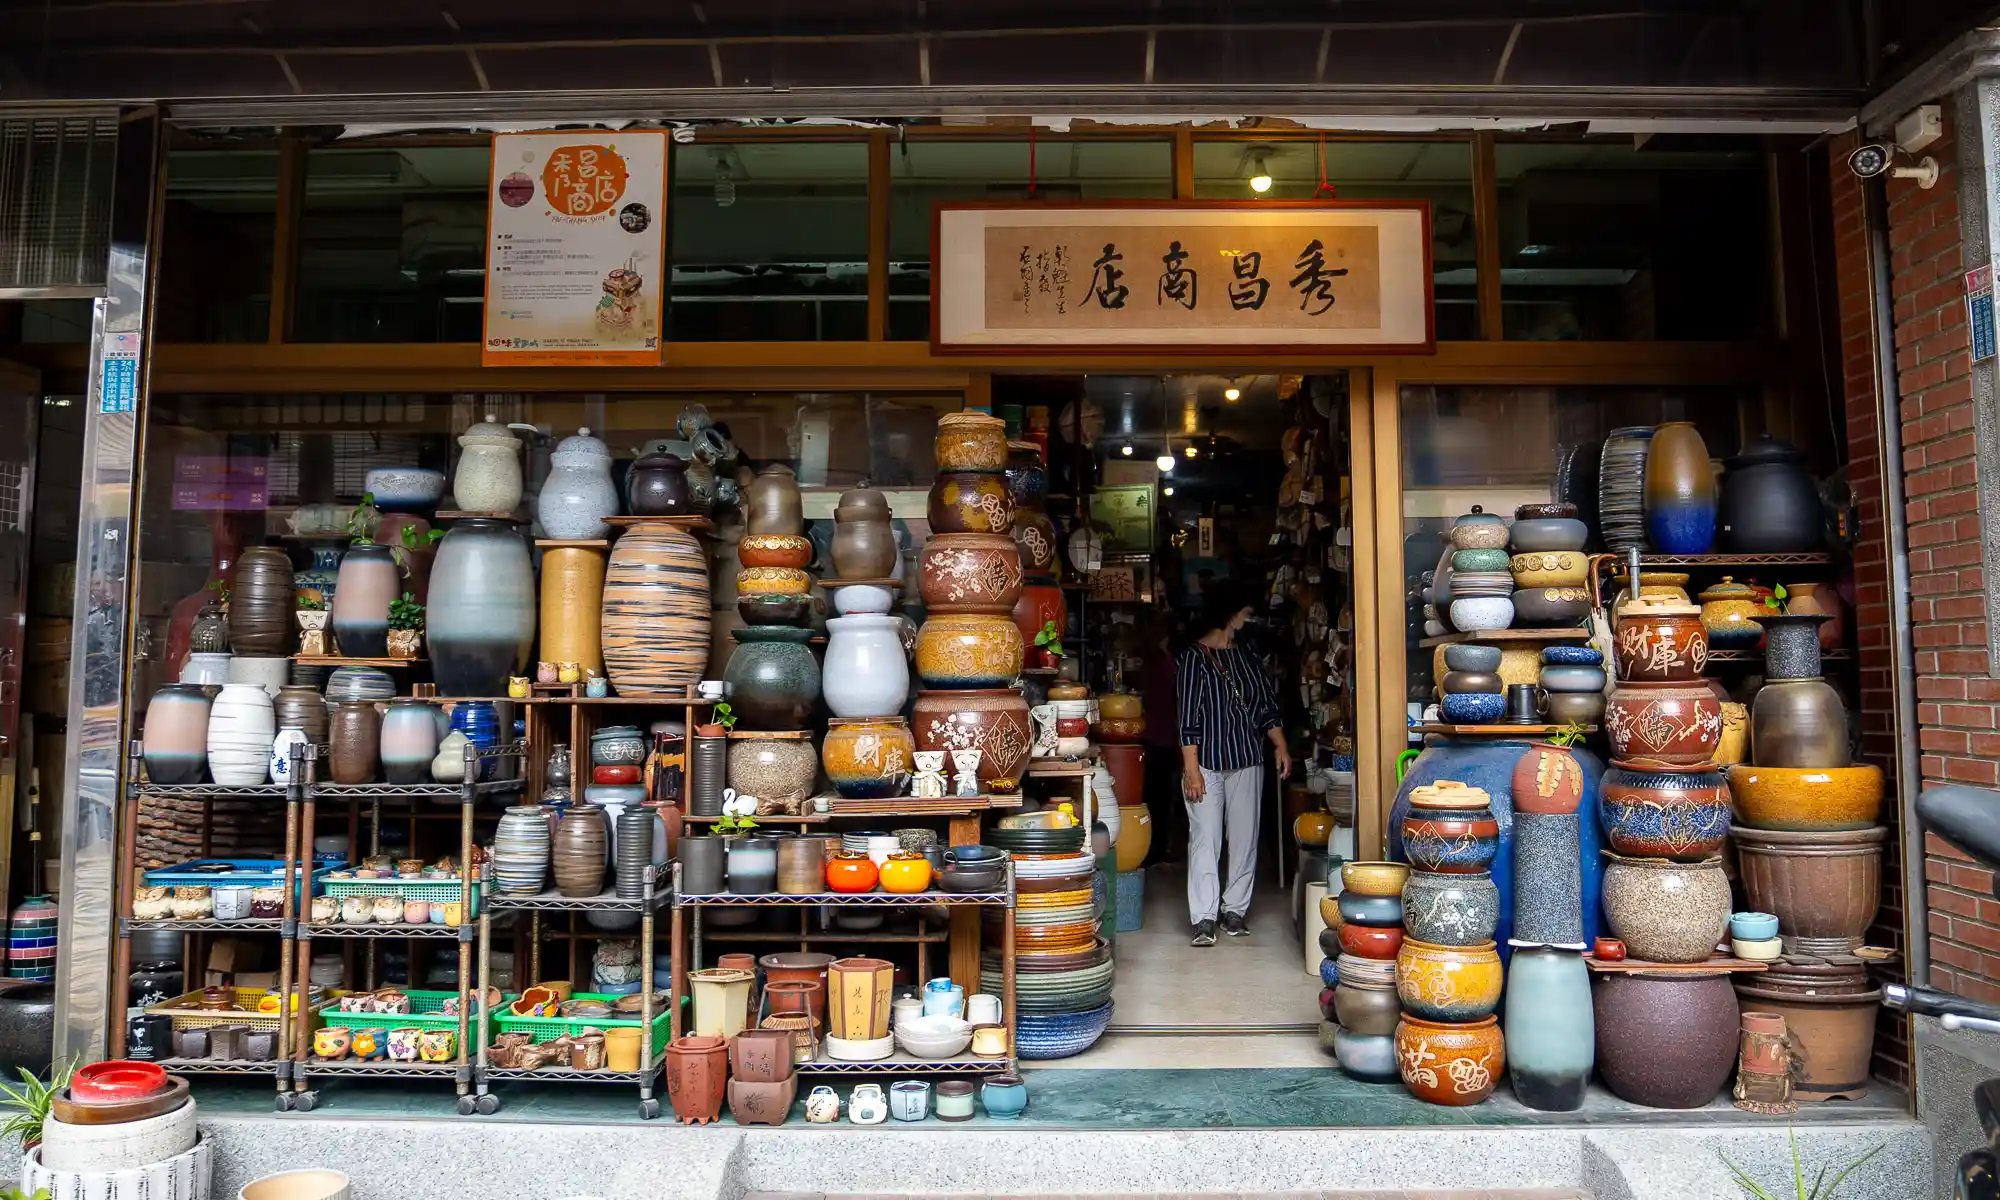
722, 626, 821, 731
626, 452, 693, 516
0, 983, 54, 1076
678, 834, 726, 894
1718, 435, 1822, 553
1592, 971, 1738, 1108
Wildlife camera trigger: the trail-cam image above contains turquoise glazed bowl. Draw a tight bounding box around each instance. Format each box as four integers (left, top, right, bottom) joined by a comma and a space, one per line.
1450, 548, 1512, 573
980, 1074, 1028, 1118
1730, 911, 1779, 940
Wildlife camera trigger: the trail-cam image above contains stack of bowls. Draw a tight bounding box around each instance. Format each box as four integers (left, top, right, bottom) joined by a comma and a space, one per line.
1508, 503, 1592, 627
996, 840, 1112, 1059
1323, 861, 1407, 1083
939, 845, 1008, 894
1444, 506, 1514, 632
1537, 646, 1607, 727
1438, 644, 1505, 725
1597, 426, 1656, 552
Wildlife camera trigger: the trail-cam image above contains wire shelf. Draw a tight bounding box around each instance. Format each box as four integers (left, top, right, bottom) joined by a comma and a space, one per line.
486, 888, 670, 914
677, 890, 1010, 908
300, 923, 465, 940
127, 918, 284, 934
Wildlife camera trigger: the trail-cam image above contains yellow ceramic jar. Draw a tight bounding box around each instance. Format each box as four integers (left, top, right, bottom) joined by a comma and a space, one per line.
1508, 550, 1590, 588
1097, 692, 1143, 720
1697, 576, 1766, 650
915, 613, 1024, 689
1394, 938, 1503, 1022
878, 851, 934, 894
935, 411, 1010, 473
821, 717, 916, 800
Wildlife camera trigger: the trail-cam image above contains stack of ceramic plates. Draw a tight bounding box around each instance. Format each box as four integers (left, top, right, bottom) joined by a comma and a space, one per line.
1015, 998, 1115, 1059
985, 826, 1087, 857
981, 945, 1114, 1015
1012, 852, 1095, 881
840, 831, 889, 854
1598, 426, 1656, 553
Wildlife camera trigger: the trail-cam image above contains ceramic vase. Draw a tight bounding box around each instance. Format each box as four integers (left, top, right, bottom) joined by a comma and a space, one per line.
602, 521, 712, 695
453, 415, 523, 512
330, 543, 400, 659
689, 735, 728, 816
1014, 509, 1060, 578
823, 614, 910, 717
143, 684, 212, 785
831, 487, 898, 579
1600, 853, 1729, 963
821, 717, 916, 799
229, 547, 296, 656
427, 518, 534, 697
1394, 1015, 1504, 1106
537, 428, 619, 538
724, 627, 821, 730
727, 737, 819, 810
206, 682, 275, 785
778, 836, 829, 893
928, 471, 1016, 535
1395, 938, 1503, 1022
915, 613, 1023, 689
1786, 582, 1846, 652
1593, 971, 1739, 1108
665, 1034, 728, 1124
492, 806, 550, 895
911, 689, 1033, 793
678, 834, 725, 895
326, 701, 381, 785
1598, 764, 1731, 860
448, 700, 500, 779
379, 698, 438, 784
553, 804, 609, 897
1503, 945, 1592, 1111
1641, 422, 1717, 555
1011, 579, 1067, 662
918, 533, 1022, 613
744, 464, 804, 537
1400, 871, 1498, 948
539, 545, 607, 678
274, 684, 328, 746
1718, 434, 1822, 553
189, 602, 229, 653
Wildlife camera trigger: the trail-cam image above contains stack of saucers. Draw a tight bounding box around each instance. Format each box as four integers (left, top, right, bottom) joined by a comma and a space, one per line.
989, 841, 1111, 1058
1538, 646, 1608, 727
1598, 426, 1656, 552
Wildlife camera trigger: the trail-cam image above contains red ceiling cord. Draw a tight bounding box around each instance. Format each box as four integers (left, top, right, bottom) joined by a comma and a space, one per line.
1314, 132, 1338, 199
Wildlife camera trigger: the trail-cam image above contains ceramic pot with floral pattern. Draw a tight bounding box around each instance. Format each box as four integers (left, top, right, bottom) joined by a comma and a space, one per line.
915, 613, 1023, 689
1399, 782, 1499, 874
918, 533, 1023, 613
1395, 937, 1503, 1022
1603, 680, 1722, 767
1598, 764, 1732, 860
911, 689, 1032, 793
1395, 1015, 1504, 1106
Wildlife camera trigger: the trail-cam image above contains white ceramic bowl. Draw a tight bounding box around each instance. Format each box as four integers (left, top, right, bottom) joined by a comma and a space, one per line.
238, 1167, 352, 1200
1448, 596, 1515, 632
824, 1032, 896, 1061
1731, 935, 1784, 961
830, 583, 895, 615
894, 1015, 973, 1060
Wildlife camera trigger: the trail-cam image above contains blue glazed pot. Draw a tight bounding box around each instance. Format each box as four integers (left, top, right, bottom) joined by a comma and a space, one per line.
1598, 764, 1732, 860
1440, 691, 1506, 724
450, 700, 500, 780
1730, 911, 1779, 940
1336, 892, 1405, 928
980, 1074, 1028, 1118
1540, 646, 1604, 665
1643, 422, 1718, 555
1389, 735, 1608, 954
1333, 1027, 1400, 1082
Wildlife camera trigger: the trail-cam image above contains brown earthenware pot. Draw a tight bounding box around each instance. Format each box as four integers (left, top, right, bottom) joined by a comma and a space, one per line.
1731, 960, 1881, 1101
275, 684, 329, 747
928, 471, 1016, 535
552, 803, 609, 898
1593, 971, 1739, 1108
665, 1034, 729, 1124
743, 464, 804, 537
1394, 1015, 1504, 1106
1603, 679, 1722, 767
918, 533, 1023, 613
728, 1028, 795, 1083
327, 701, 381, 785
911, 688, 1032, 793
1729, 825, 1885, 946
1615, 602, 1708, 681
229, 546, 296, 656
831, 487, 899, 579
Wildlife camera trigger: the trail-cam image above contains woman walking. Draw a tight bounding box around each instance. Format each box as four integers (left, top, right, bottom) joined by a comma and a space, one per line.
1176, 586, 1290, 947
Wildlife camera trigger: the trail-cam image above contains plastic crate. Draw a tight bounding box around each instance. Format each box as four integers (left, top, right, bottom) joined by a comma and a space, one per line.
143, 857, 343, 898
493, 991, 679, 1057
319, 989, 496, 1041
321, 876, 483, 917
147, 987, 320, 1033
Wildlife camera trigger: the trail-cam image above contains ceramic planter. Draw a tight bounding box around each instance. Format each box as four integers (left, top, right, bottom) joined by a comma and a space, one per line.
1727, 764, 1883, 831
915, 613, 1022, 689
1400, 870, 1499, 947
1718, 434, 1822, 554
1394, 1015, 1503, 1106
602, 520, 712, 695
937, 411, 1010, 472
378, 698, 438, 784
726, 735, 818, 811
1600, 853, 1729, 963
1787, 582, 1846, 652
1399, 785, 1499, 874
739, 534, 812, 570
1509, 517, 1589, 552
918, 533, 1022, 613
823, 614, 910, 717
329, 543, 399, 659
538, 545, 607, 677
1603, 680, 1722, 767
1011, 577, 1067, 653
744, 465, 804, 537
1447, 506, 1509, 550
1593, 971, 1739, 1107
677, 834, 725, 895
552, 804, 609, 898
1511, 586, 1592, 628
1508, 550, 1589, 589
1394, 938, 1503, 1022
665, 1034, 728, 1124
1731, 960, 1881, 1101
911, 689, 1032, 793
1333, 980, 1401, 1036
1697, 577, 1764, 649
143, 684, 212, 785
1334, 1027, 1400, 1082
832, 487, 899, 579
1338, 923, 1404, 959
492, 806, 550, 896
928, 471, 1016, 535
1597, 764, 1732, 860
822, 717, 916, 799
228, 547, 295, 656
760, 952, 834, 1026
690, 968, 754, 1038
828, 957, 895, 1041
1642, 421, 1717, 555
727, 1075, 797, 1125
1729, 825, 1885, 946
723, 627, 821, 730
726, 836, 779, 894
1615, 602, 1708, 682
1504, 946, 1592, 1111
273, 684, 328, 746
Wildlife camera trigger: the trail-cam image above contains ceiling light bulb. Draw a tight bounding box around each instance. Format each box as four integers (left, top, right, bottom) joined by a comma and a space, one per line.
1156, 453, 1175, 472
1224, 385, 1241, 402
1249, 154, 1272, 194
1162, 486, 1175, 496
1184, 445, 1198, 458
1121, 443, 1133, 456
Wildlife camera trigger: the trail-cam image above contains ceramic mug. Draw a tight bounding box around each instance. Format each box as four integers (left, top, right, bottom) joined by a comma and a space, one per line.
970, 1023, 1009, 1058
922, 977, 965, 1018
965, 993, 1002, 1026
697, 680, 730, 701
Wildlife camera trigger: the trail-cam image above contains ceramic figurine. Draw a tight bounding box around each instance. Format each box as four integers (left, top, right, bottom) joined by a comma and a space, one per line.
1028, 704, 1059, 758
508, 676, 531, 698
912, 751, 949, 798
559, 661, 582, 684
537, 661, 559, 683
586, 673, 610, 698
848, 1082, 889, 1125
952, 749, 983, 798
432, 730, 470, 783
805, 1084, 840, 1123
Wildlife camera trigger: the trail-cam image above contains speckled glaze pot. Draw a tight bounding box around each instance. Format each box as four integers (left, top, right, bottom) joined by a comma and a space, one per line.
1598, 765, 1732, 860
1696, 576, 1764, 649
1592, 971, 1739, 1108
1614, 603, 1708, 682
915, 613, 1023, 689
1603, 680, 1722, 767
1600, 853, 1730, 963
918, 533, 1022, 614
1395, 1015, 1504, 1106
1510, 744, 1588, 948
723, 627, 821, 731
1400, 870, 1499, 947
1451, 548, 1511, 574
935, 412, 1010, 473
1004, 441, 1048, 509
911, 689, 1031, 793
821, 717, 916, 799
538, 428, 619, 539
453, 415, 524, 512
928, 471, 1016, 535
1447, 506, 1509, 550
1395, 938, 1503, 1022
726, 735, 818, 810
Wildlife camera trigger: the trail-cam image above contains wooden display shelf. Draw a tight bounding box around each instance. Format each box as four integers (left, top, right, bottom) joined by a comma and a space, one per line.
1026, 759, 1096, 777
602, 515, 713, 531
1416, 723, 1597, 737
534, 538, 610, 549
1419, 628, 1593, 648
434, 510, 522, 521
1584, 955, 1769, 974
292, 655, 416, 667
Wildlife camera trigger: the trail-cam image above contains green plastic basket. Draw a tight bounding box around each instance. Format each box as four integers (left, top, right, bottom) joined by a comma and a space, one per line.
322, 876, 483, 917
320, 989, 494, 1040
492, 991, 680, 1057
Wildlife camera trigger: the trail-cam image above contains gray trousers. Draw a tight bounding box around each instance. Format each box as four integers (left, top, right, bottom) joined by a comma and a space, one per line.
1186, 764, 1263, 924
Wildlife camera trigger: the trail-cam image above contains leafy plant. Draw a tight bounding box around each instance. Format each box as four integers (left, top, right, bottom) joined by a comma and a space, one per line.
346, 492, 379, 544
716, 789, 758, 835
1547, 721, 1588, 749
388, 592, 425, 632
204, 578, 230, 605
1, 1186, 53, 1200
713, 701, 737, 732
296, 592, 327, 612
1720, 1129, 1883, 1199
0, 1060, 76, 1148
1033, 619, 1064, 659
1764, 582, 1790, 614
400, 524, 444, 550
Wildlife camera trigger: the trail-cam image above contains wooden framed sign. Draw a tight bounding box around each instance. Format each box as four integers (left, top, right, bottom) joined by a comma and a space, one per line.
931, 200, 1433, 354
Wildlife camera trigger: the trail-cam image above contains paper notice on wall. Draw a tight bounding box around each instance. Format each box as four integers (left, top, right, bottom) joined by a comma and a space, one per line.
98, 331, 141, 414
1966, 265, 1996, 364
483, 131, 668, 366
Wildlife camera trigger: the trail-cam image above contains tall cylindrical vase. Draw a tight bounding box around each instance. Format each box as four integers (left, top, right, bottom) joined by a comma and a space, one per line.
678, 834, 725, 895
228, 546, 296, 656
380, 698, 439, 784
689, 735, 728, 815
143, 684, 212, 785
1642, 421, 1717, 556
205, 682, 275, 786
493, 806, 551, 896
330, 543, 400, 659
428, 518, 536, 697
328, 701, 382, 785
602, 521, 712, 695
1504, 945, 1593, 1111
539, 545, 607, 677
1509, 743, 1586, 947
553, 804, 609, 898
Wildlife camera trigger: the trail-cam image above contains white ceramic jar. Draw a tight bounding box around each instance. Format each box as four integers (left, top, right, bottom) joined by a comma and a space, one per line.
452, 414, 524, 513
537, 426, 620, 539
269, 726, 309, 783
822, 614, 910, 718
207, 682, 276, 785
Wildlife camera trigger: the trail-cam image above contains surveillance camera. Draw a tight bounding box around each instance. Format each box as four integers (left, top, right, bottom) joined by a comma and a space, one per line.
1848, 143, 1893, 179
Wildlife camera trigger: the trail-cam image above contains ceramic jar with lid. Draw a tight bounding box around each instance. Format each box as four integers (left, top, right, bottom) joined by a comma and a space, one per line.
1447, 505, 1509, 551
1614, 600, 1707, 681
453, 414, 523, 513
831, 487, 899, 580
1719, 434, 1823, 554
1400, 783, 1498, 874
538, 427, 620, 539
1696, 576, 1764, 649
935, 411, 1009, 473
626, 451, 693, 517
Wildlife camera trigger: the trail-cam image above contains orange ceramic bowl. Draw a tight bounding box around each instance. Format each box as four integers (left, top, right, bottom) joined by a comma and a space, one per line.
1339, 922, 1404, 959
736, 566, 811, 596
739, 534, 813, 570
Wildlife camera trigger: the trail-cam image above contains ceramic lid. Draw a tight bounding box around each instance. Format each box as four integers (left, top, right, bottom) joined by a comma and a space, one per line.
836, 486, 889, 512
459, 413, 518, 447
1621, 597, 1702, 617
1407, 780, 1492, 809
632, 449, 686, 468
552, 427, 611, 459
1697, 576, 1759, 602
940, 410, 1005, 429
1453, 504, 1505, 526
1729, 433, 1806, 467
591, 725, 642, 740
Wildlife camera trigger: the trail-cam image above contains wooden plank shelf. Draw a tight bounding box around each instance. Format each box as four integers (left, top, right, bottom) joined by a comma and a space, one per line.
1420, 628, 1593, 648
1416, 724, 1597, 737
292, 655, 416, 667
1585, 955, 1768, 975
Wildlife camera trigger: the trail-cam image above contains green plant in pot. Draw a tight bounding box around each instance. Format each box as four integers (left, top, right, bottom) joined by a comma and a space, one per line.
0, 1060, 76, 1150
1032, 620, 1064, 669
386, 591, 425, 658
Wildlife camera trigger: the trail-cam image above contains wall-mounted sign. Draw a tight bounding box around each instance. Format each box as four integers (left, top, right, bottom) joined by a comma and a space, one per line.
931, 201, 1432, 354
483, 131, 668, 366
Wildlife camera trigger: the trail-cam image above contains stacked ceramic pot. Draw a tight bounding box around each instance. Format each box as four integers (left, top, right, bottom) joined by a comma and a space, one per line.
1322, 861, 1406, 1084
1503, 742, 1595, 1111
1006, 442, 1067, 670
725, 1026, 799, 1125
719, 464, 818, 729
913, 412, 1031, 795
820, 488, 912, 764
1729, 612, 1885, 961
1442, 506, 1513, 633
1437, 643, 1505, 725
1391, 782, 1504, 1106
1507, 503, 1591, 628
982, 832, 1113, 1060
1537, 646, 1607, 727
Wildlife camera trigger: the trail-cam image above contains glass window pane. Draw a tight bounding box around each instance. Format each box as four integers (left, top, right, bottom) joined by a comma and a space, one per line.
294, 146, 492, 343
1193, 140, 1477, 341
670, 141, 869, 342
1494, 141, 1768, 341
888, 140, 1173, 340
155, 148, 278, 342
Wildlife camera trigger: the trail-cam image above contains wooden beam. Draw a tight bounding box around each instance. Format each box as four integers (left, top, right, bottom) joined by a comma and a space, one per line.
868, 131, 890, 342
1171, 128, 1195, 199
267, 133, 308, 344
1367, 365, 1407, 859
1347, 367, 1384, 857
1471, 132, 1503, 341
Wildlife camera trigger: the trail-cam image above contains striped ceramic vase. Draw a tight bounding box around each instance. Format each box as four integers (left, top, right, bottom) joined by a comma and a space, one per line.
601, 521, 711, 695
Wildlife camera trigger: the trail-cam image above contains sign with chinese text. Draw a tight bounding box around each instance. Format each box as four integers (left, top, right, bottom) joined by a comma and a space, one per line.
1967, 265, 1996, 364
932, 201, 1432, 353
483, 131, 667, 366
1090, 485, 1156, 554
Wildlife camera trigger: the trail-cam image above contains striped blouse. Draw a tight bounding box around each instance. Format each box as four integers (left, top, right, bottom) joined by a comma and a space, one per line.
1175, 643, 1284, 772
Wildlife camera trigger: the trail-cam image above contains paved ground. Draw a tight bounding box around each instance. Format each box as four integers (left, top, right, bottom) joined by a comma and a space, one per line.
748, 1193, 1593, 1199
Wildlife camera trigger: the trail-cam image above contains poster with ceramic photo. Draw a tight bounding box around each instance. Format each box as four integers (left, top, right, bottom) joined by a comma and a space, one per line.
483, 131, 667, 366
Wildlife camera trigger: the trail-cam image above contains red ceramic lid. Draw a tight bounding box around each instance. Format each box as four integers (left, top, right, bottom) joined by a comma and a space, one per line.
71, 1060, 168, 1102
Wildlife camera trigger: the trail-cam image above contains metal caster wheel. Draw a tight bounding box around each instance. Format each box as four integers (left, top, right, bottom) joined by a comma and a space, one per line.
476, 1094, 500, 1115
456, 1095, 477, 1116
274, 1093, 295, 1113
293, 1091, 318, 1113
638, 1097, 661, 1120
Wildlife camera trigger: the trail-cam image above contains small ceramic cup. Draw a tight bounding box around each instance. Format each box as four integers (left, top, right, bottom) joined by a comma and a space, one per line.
697, 680, 730, 701
965, 993, 1003, 1026
1592, 937, 1627, 962
935, 1080, 975, 1121
970, 1023, 1009, 1058
1730, 911, 1780, 941
1732, 935, 1784, 961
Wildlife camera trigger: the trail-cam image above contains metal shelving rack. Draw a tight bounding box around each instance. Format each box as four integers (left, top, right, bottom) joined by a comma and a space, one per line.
282, 737, 525, 1113
668, 859, 1019, 1077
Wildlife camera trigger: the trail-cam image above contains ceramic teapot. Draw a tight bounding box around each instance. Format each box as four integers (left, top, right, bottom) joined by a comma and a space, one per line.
538, 427, 619, 539
454, 415, 525, 513
847, 1082, 888, 1124
805, 1083, 840, 1123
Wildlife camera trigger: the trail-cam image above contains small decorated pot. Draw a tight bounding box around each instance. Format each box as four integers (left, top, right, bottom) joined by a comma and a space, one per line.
1338, 922, 1405, 960
1394, 938, 1503, 1022
928, 471, 1017, 535
1697, 576, 1765, 649
1399, 782, 1498, 874
936, 412, 1010, 473
1395, 1015, 1504, 1106
915, 613, 1024, 689
1598, 764, 1732, 860
821, 717, 916, 799
1615, 600, 1709, 681
878, 851, 933, 895
313, 1026, 353, 1060
1339, 861, 1410, 897
1400, 870, 1499, 947
1509, 550, 1589, 588
738, 534, 813, 570
1447, 505, 1510, 551
1450, 548, 1511, 574
918, 533, 1023, 613
825, 851, 880, 893
736, 567, 812, 597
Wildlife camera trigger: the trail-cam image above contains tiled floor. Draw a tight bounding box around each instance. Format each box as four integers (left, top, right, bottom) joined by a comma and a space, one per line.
748, 1193, 1592, 1199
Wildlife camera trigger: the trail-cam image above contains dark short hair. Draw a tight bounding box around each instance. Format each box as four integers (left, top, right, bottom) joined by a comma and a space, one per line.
1193, 581, 1254, 637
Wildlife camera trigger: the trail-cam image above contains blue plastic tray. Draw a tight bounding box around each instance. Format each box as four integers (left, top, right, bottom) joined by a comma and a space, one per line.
143, 857, 345, 897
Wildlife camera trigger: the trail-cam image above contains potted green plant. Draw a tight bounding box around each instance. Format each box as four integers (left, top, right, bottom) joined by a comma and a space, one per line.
0, 1060, 76, 1151
386, 592, 425, 659
345, 491, 381, 545
1031, 619, 1064, 669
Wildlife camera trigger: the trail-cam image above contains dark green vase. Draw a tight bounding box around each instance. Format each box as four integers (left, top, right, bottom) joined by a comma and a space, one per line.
722, 626, 821, 731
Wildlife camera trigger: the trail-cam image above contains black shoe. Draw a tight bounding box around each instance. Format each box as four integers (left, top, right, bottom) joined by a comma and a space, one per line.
1221, 912, 1250, 936
1190, 919, 1218, 947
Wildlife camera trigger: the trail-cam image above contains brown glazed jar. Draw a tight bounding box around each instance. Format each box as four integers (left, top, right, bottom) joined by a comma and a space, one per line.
228, 546, 296, 656
935, 411, 1009, 473
743, 464, 804, 537
831, 487, 899, 579
625, 452, 693, 517
274, 684, 329, 746
327, 701, 382, 785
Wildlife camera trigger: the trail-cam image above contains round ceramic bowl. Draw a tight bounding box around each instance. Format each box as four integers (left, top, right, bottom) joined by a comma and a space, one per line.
1539, 664, 1608, 693
364, 467, 446, 512
1508, 517, 1589, 552
1543, 691, 1606, 727
1440, 691, 1506, 724
1335, 952, 1399, 989
1511, 586, 1593, 627
1336, 891, 1404, 928
1450, 549, 1512, 573
1446, 571, 1515, 598
1441, 644, 1503, 673
828, 583, 896, 615
1541, 645, 1604, 666
1447, 521, 1510, 551
894, 1015, 974, 1060
945, 845, 1009, 866
739, 534, 813, 570
738, 594, 813, 627
1727, 764, 1884, 832
1439, 670, 1504, 695
1338, 861, 1410, 897
736, 567, 811, 596
1332, 1027, 1400, 1082
1730, 911, 1780, 940
1509, 551, 1589, 587
589, 730, 647, 765
1732, 935, 1784, 961
1449, 597, 1514, 632
1338, 923, 1404, 959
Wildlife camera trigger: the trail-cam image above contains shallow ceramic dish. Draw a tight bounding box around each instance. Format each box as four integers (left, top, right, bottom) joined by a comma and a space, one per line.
824, 1033, 896, 1061
1732, 935, 1784, 961
945, 844, 1009, 865
1508, 517, 1590, 552
1730, 911, 1779, 940
894, 1015, 974, 1060
1338, 861, 1410, 896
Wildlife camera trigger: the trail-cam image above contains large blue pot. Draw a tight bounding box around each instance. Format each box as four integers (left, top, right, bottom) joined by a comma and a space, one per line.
1389, 734, 1606, 952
